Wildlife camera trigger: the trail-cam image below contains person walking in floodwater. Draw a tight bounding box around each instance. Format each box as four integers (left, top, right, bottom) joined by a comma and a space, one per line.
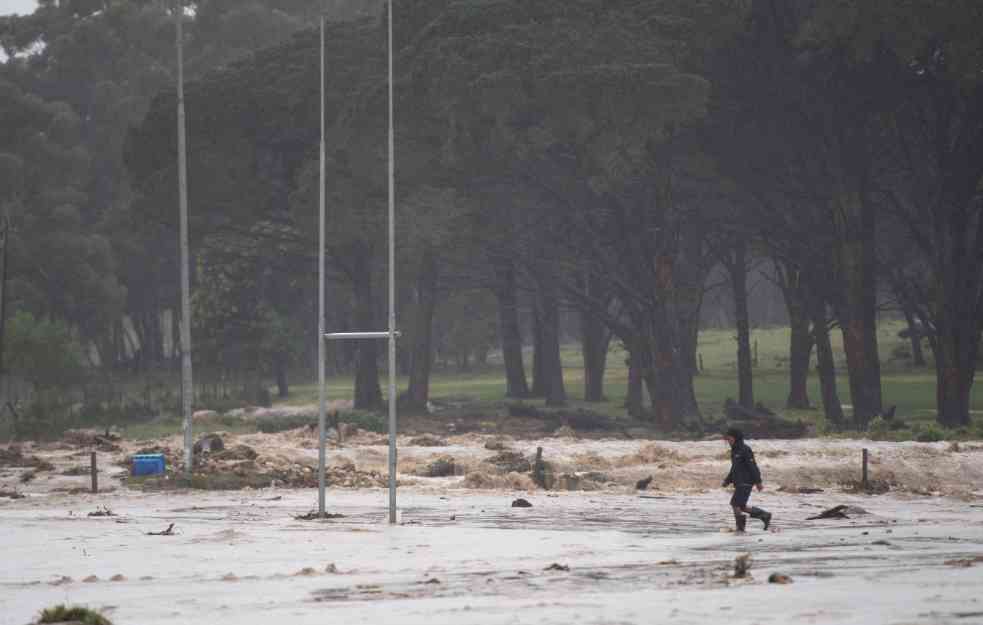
722, 427, 772, 533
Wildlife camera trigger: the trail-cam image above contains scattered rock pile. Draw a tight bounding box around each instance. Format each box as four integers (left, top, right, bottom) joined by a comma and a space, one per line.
419, 456, 458, 478
554, 471, 610, 491
485, 451, 531, 473
483, 437, 511, 451
408, 435, 447, 447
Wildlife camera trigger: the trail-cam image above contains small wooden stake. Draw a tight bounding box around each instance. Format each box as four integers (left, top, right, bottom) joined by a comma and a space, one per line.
862, 448, 869, 492
90, 451, 98, 494
533, 447, 546, 489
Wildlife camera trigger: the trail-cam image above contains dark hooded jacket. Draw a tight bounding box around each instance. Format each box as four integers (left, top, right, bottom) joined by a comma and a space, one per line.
723, 430, 762, 487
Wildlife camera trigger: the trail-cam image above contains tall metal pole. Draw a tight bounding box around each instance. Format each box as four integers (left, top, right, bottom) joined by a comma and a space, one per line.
317, 15, 328, 517
176, 0, 194, 480
0, 210, 9, 379
386, 0, 398, 525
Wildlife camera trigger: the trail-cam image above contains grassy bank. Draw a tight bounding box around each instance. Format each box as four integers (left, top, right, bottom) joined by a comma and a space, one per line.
277, 320, 982, 433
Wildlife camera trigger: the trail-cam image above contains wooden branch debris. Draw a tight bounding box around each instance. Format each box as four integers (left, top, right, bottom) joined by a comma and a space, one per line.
146, 523, 175, 536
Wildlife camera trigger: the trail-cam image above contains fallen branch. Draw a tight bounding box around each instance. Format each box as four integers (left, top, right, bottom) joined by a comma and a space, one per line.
806, 505, 858, 520
147, 523, 175, 536
295, 511, 345, 521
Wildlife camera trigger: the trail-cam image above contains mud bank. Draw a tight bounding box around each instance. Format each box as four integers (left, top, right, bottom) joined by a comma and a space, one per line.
2, 431, 983, 498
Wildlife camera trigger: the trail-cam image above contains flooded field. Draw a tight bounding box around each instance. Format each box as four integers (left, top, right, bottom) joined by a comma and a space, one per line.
3, 488, 983, 625
3, 430, 983, 624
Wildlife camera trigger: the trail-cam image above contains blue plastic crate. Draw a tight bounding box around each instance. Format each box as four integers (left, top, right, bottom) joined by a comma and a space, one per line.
131, 453, 166, 476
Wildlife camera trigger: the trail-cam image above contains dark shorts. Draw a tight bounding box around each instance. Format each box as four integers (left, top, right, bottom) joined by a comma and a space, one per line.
730, 484, 753, 509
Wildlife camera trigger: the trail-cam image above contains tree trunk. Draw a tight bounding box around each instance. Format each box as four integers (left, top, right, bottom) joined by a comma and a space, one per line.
404, 247, 438, 411
274, 354, 288, 398
625, 345, 644, 418
530, 306, 547, 397
787, 317, 814, 409
648, 253, 695, 428
495, 263, 529, 398
901, 306, 926, 367
810, 298, 844, 427
780, 266, 813, 409
581, 307, 610, 403
647, 315, 676, 428
674, 222, 707, 419
352, 246, 382, 410
536, 284, 566, 406
675, 312, 701, 416
579, 267, 610, 403
641, 343, 660, 423
731, 240, 754, 409
933, 298, 980, 428
931, 210, 983, 427
833, 202, 882, 428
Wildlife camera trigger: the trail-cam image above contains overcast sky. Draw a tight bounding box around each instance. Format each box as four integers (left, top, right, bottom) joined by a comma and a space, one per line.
0, 0, 38, 16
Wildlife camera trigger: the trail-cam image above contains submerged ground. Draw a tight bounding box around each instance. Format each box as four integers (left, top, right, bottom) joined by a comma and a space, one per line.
3, 430, 983, 624
2, 489, 983, 625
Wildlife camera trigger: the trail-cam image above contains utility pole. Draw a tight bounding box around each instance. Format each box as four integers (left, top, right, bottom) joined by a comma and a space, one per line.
317, 14, 328, 517
0, 209, 9, 378
175, 0, 194, 479
385, 0, 397, 526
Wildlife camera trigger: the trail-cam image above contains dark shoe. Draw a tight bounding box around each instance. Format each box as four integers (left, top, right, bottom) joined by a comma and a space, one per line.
734, 513, 747, 533
750, 507, 772, 530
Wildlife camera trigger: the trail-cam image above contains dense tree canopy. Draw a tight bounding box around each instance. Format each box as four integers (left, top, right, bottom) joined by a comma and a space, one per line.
2, 0, 981, 429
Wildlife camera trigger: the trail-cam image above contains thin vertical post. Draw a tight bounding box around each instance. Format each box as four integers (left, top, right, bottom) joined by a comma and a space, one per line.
90, 451, 98, 494
862, 448, 869, 491
176, 0, 194, 480
386, 0, 398, 525
0, 211, 9, 378
317, 15, 328, 517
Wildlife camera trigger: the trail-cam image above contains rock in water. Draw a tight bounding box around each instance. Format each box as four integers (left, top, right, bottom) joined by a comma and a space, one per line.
733, 553, 752, 578
484, 438, 511, 451
423, 456, 457, 477
553, 425, 577, 439
212, 444, 257, 461
768, 573, 793, 584
487, 451, 532, 473
511, 498, 533, 508
193, 434, 225, 455
409, 435, 447, 447
806, 505, 850, 520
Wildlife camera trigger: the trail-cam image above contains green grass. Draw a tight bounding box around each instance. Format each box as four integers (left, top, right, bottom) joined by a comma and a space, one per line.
37, 319, 974, 442
277, 320, 983, 429
117, 413, 257, 441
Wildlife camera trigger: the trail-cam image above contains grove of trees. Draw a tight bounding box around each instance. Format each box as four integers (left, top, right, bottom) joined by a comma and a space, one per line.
1, 0, 981, 432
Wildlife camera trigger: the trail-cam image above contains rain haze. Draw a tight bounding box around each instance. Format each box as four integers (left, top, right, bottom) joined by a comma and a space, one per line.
0, 0, 36, 16
1, 1, 982, 624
